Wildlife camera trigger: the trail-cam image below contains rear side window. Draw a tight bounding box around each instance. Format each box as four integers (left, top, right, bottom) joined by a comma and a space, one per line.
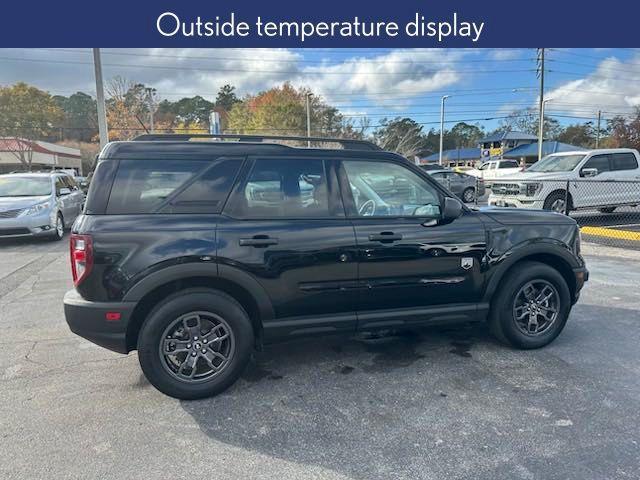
227, 158, 330, 218
611, 153, 638, 171
106, 159, 241, 214
499, 160, 518, 169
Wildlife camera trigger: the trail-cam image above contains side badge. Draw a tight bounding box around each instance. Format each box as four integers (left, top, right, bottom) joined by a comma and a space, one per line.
461, 257, 474, 270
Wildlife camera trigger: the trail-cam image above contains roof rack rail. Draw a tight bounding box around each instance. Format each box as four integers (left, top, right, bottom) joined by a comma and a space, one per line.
132, 133, 381, 151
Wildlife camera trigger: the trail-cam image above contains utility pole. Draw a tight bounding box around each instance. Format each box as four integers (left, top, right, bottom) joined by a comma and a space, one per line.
596, 110, 601, 148
439, 95, 450, 166
306, 93, 312, 147
92, 48, 109, 149
537, 48, 545, 163
145, 87, 156, 133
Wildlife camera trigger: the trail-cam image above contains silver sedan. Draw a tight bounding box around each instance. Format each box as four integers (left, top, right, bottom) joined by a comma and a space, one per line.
0, 173, 85, 240
425, 169, 486, 203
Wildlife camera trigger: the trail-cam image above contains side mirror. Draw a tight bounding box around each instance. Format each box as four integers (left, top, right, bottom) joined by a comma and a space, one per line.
58, 187, 71, 196
442, 197, 463, 222
580, 168, 598, 178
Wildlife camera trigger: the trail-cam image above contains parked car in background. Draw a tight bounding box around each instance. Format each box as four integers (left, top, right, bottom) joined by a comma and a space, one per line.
489, 148, 640, 213
427, 169, 485, 203
418, 163, 443, 171
466, 159, 521, 187
0, 172, 85, 240
64, 133, 587, 400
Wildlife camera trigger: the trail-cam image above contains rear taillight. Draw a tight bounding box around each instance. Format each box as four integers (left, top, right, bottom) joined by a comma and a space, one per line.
70, 234, 93, 286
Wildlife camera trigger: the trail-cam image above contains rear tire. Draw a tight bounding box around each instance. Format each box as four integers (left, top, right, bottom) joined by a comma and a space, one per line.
598, 207, 616, 213
462, 187, 476, 203
488, 261, 571, 349
137, 288, 254, 400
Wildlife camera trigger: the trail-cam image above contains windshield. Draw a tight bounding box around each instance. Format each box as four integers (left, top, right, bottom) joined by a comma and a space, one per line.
527, 154, 586, 173
0, 177, 52, 197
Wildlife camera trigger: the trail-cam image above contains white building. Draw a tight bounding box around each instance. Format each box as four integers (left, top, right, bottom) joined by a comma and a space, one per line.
0, 138, 82, 174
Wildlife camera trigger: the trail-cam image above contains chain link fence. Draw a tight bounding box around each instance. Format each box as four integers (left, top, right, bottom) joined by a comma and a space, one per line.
489, 178, 640, 249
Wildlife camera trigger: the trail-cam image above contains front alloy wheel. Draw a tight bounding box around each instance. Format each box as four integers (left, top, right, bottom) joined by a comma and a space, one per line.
160, 311, 235, 382
512, 280, 559, 336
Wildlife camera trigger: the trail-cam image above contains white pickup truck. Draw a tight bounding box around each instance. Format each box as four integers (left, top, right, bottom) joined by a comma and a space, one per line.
488, 148, 640, 213
466, 159, 521, 187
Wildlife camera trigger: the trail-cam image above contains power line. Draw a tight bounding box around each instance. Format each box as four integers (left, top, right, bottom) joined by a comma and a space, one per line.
26, 48, 536, 66
0, 55, 537, 75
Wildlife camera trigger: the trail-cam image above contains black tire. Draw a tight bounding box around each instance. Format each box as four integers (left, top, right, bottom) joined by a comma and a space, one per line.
461, 187, 476, 203
598, 207, 616, 214
488, 261, 571, 349
137, 288, 254, 400
50, 212, 64, 241
543, 191, 572, 214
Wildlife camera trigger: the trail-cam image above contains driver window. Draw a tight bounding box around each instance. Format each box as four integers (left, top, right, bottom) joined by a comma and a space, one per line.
343, 160, 440, 217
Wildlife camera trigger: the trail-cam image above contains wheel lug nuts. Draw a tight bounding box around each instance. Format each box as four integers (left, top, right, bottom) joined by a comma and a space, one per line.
187, 344, 191, 348
194, 336, 199, 340
203, 339, 208, 344
202, 349, 206, 353
191, 352, 197, 357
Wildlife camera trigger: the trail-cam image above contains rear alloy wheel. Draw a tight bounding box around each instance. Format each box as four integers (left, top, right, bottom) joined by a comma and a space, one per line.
462, 187, 476, 203
488, 261, 571, 349
138, 289, 254, 400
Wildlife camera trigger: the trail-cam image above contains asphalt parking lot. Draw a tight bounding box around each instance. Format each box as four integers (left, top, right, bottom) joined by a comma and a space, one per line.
1, 236, 640, 480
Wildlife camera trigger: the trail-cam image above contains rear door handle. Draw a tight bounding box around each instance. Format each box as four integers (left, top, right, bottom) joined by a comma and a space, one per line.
239, 236, 279, 247
369, 232, 402, 243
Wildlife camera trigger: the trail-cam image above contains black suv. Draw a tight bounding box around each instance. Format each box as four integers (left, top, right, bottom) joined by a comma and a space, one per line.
64, 134, 588, 399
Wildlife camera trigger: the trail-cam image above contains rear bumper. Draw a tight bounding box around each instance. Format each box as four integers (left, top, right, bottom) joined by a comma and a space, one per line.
63, 289, 136, 354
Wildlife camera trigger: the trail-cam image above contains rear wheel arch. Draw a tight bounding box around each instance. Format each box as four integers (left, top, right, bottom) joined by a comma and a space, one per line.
125, 272, 271, 352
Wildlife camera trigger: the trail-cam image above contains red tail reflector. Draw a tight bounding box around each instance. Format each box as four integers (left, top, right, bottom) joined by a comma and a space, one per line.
70, 234, 93, 286
105, 312, 121, 321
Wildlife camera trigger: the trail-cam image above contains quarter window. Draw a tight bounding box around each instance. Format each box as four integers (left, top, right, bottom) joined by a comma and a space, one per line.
228, 159, 330, 218
106, 159, 241, 214
343, 160, 440, 217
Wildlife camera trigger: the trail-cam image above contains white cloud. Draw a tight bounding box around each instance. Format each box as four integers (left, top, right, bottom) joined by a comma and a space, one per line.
545, 54, 640, 118
293, 49, 467, 109
488, 50, 522, 61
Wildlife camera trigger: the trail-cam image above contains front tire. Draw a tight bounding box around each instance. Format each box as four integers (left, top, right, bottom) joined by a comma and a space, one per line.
137, 288, 254, 400
488, 261, 571, 349
543, 191, 571, 214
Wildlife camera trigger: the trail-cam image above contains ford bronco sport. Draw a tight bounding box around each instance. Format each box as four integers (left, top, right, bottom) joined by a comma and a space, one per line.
64, 134, 588, 399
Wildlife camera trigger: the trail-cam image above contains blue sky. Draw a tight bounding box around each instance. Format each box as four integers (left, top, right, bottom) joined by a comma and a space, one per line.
1, 48, 639, 133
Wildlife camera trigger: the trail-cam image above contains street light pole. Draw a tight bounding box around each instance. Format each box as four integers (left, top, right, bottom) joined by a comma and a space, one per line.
92, 48, 109, 149
439, 95, 450, 166
537, 48, 545, 163
306, 93, 312, 147
145, 87, 156, 133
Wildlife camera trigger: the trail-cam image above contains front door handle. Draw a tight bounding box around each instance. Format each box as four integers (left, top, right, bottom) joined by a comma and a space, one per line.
239, 236, 279, 247
369, 232, 403, 243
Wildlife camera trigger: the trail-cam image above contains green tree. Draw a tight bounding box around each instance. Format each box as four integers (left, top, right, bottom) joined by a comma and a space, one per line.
54, 92, 97, 142
0, 82, 64, 169
446, 122, 485, 148
214, 84, 240, 112
607, 109, 640, 150
556, 123, 597, 148
498, 109, 562, 139
226, 83, 362, 139
374, 117, 430, 158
